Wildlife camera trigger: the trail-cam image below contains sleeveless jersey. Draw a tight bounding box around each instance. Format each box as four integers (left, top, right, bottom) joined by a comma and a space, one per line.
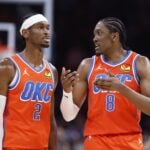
3, 54, 56, 149
84, 51, 142, 136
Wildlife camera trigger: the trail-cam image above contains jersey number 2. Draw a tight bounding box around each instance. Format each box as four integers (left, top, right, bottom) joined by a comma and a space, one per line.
33, 103, 42, 120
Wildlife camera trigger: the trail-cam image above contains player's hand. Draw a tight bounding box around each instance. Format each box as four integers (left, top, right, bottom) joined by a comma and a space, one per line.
61, 67, 79, 92
94, 72, 121, 91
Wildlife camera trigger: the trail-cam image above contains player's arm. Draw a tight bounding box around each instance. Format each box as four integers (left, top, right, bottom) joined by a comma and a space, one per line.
48, 65, 58, 150
94, 55, 150, 116
73, 58, 91, 107
60, 58, 91, 121
122, 55, 150, 115
0, 58, 16, 148
48, 94, 57, 150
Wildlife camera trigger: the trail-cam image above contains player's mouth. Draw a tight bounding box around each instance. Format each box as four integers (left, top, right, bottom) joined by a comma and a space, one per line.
43, 37, 50, 43
95, 44, 100, 51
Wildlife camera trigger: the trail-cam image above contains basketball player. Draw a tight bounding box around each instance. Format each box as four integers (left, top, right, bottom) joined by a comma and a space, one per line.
60, 17, 150, 149
0, 14, 57, 149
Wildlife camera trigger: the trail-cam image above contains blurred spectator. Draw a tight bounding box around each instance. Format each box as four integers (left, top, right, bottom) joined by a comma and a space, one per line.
57, 113, 85, 150
0, 39, 13, 59
64, 46, 86, 70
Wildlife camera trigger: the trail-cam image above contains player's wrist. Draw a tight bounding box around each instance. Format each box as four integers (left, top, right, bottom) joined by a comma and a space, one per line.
60, 90, 79, 122
63, 86, 72, 93
116, 83, 126, 92
63, 90, 73, 99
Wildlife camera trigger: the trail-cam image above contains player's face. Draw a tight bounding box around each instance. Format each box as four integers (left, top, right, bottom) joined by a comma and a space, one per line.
93, 21, 114, 55
28, 21, 50, 48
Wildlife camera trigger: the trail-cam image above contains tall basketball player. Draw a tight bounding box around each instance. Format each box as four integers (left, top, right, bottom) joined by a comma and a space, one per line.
60, 17, 150, 150
0, 14, 57, 150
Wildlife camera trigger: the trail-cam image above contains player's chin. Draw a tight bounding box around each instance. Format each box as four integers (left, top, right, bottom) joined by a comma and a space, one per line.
95, 50, 103, 56
41, 43, 50, 48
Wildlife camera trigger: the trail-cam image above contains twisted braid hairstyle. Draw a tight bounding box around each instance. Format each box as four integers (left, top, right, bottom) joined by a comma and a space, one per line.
100, 17, 129, 50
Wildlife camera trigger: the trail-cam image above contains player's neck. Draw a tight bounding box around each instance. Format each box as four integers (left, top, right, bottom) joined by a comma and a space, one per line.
21, 49, 44, 68
103, 49, 127, 63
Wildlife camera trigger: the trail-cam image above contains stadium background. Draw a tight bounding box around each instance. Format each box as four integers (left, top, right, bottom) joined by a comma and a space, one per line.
0, 0, 150, 149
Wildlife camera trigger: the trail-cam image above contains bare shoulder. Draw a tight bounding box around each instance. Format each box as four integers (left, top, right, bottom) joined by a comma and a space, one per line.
136, 55, 150, 64
49, 63, 58, 77
78, 57, 92, 71
49, 62, 58, 86
0, 58, 15, 73
77, 57, 92, 80
136, 55, 150, 77
0, 58, 16, 95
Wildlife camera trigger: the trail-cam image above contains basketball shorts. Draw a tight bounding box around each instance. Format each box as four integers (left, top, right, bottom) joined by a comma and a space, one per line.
84, 133, 143, 150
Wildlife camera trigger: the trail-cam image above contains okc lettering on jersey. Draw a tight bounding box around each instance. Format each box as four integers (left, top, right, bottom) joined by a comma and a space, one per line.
93, 73, 132, 93
20, 81, 53, 103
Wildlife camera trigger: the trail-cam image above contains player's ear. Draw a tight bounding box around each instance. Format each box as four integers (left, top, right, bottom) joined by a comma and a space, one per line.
111, 32, 119, 42
22, 29, 30, 39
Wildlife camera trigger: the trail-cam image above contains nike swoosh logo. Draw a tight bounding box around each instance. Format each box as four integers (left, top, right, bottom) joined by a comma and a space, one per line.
64, 95, 68, 98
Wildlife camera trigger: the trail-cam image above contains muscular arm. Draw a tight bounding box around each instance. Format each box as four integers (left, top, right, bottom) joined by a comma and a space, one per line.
0, 58, 15, 148
94, 55, 150, 116
48, 66, 58, 150
49, 95, 57, 150
73, 58, 91, 107
60, 58, 91, 121
0, 58, 16, 95
119, 56, 150, 115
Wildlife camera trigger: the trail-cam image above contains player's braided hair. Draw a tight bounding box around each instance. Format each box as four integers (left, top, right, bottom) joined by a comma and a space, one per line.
101, 17, 129, 50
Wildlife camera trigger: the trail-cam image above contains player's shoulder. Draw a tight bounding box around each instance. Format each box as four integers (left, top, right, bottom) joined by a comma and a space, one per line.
0, 57, 15, 70
47, 61, 58, 78
80, 57, 92, 67
0, 57, 16, 82
128, 50, 149, 66
77, 57, 92, 76
134, 54, 150, 77
48, 62, 57, 71
136, 54, 150, 66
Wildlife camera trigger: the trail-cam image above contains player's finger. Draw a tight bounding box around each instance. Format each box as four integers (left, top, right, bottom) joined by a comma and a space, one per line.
61, 67, 66, 76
